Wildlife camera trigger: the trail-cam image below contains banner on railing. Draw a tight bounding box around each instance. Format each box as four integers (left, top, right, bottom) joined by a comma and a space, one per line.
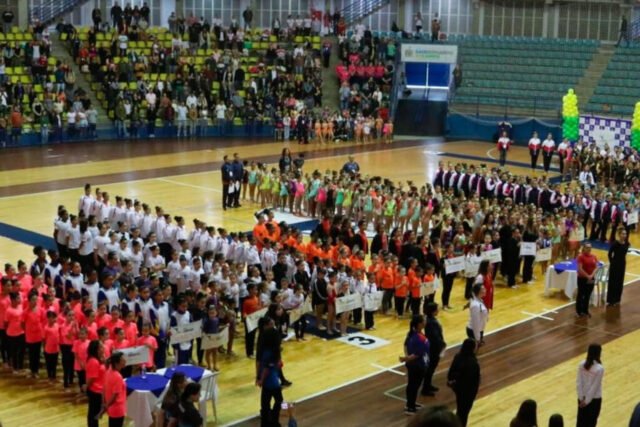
400, 44, 458, 64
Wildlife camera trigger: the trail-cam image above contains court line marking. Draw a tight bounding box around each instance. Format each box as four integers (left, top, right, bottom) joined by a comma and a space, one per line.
0, 145, 421, 201
224, 277, 639, 426
155, 177, 222, 193
521, 310, 554, 321
371, 363, 406, 376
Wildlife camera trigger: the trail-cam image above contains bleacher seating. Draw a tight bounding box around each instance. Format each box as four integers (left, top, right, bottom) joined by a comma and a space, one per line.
586, 46, 640, 116
448, 35, 599, 111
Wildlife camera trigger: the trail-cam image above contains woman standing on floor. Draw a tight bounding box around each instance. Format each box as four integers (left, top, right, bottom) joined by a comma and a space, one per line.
85, 340, 105, 427
576, 243, 598, 318
103, 351, 127, 427
447, 338, 481, 427
577, 343, 604, 427
467, 284, 488, 346
400, 315, 430, 416
607, 227, 629, 306
510, 399, 538, 427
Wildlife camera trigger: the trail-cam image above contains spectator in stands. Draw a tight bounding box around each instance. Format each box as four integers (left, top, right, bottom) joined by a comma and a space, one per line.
616, 16, 629, 48
92, 7, 102, 31
110, 2, 123, 29
9, 105, 22, 146
2, 9, 13, 34
431, 13, 441, 42
414, 12, 423, 35
242, 7, 253, 31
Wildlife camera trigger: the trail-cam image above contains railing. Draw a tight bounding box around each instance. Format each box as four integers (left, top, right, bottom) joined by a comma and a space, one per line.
630, 18, 640, 40
339, 0, 391, 26
31, 0, 85, 25
450, 94, 562, 119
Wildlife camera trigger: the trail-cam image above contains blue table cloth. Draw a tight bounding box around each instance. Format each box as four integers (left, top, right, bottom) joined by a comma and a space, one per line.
126, 373, 169, 397
553, 259, 603, 274
163, 364, 205, 382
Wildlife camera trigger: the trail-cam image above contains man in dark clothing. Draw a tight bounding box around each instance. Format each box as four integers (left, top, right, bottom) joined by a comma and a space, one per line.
616, 16, 629, 47
422, 302, 446, 395
231, 153, 244, 208
296, 112, 309, 144
504, 228, 521, 288
110, 2, 123, 28
242, 7, 253, 30
221, 155, 233, 210
293, 261, 311, 293
92, 8, 102, 31
2, 10, 13, 33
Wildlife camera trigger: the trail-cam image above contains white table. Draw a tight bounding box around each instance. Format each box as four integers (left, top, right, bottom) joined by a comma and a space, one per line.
125, 374, 170, 427
157, 365, 219, 423
544, 262, 604, 305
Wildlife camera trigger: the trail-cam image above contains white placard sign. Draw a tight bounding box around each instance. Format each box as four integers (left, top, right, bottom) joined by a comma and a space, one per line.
335, 293, 363, 314
289, 299, 312, 324
169, 320, 202, 345
120, 346, 150, 366
482, 249, 502, 264
336, 332, 390, 350
519, 242, 537, 257
420, 281, 436, 297
444, 256, 466, 274
535, 247, 552, 262
245, 307, 268, 333
364, 291, 383, 311
628, 211, 638, 225
465, 258, 481, 276
201, 327, 229, 350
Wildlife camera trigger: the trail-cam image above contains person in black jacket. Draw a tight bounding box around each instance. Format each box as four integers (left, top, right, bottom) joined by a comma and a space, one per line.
178, 382, 203, 427
422, 302, 446, 396
293, 260, 310, 293
504, 228, 521, 288
370, 225, 388, 256
221, 155, 233, 210
447, 338, 481, 427
607, 227, 629, 306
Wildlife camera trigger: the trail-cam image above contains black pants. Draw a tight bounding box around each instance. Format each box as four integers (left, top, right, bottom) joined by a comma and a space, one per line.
410, 297, 421, 316
455, 390, 477, 427
232, 180, 241, 206
466, 327, 484, 343
293, 315, 307, 339
195, 337, 204, 365
431, 31, 438, 42
87, 390, 102, 427
576, 277, 595, 316
394, 296, 406, 316
155, 337, 167, 369
45, 352, 58, 379
27, 341, 41, 375
522, 255, 534, 283
577, 398, 601, 427
464, 277, 474, 300
607, 267, 625, 304
442, 274, 455, 307
77, 369, 86, 389
7, 333, 25, 371
599, 221, 610, 242
222, 181, 231, 208
109, 417, 125, 427
364, 311, 375, 329
245, 320, 257, 357
260, 386, 283, 427
530, 151, 539, 169
352, 308, 362, 324
543, 152, 553, 172
499, 149, 507, 166
0, 329, 8, 363
559, 154, 565, 174
382, 289, 394, 313
405, 363, 425, 410
422, 351, 440, 392
61, 344, 75, 387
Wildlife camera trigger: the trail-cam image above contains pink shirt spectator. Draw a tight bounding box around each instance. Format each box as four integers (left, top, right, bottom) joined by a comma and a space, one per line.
136, 335, 158, 368
104, 368, 127, 418
5, 305, 24, 337
23, 307, 44, 343
44, 323, 60, 354
73, 338, 90, 371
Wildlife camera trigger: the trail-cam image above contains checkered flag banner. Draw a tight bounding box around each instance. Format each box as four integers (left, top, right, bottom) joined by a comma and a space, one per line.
579, 115, 631, 147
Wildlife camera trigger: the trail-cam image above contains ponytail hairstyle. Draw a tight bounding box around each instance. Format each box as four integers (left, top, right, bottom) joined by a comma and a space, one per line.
407, 314, 423, 339
584, 343, 602, 370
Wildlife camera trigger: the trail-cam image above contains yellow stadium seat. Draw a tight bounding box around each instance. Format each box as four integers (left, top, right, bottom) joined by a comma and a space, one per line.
197, 49, 205, 56
10, 76, 18, 83
5, 67, 12, 75
34, 84, 43, 93
233, 117, 243, 125
11, 26, 18, 33
294, 36, 303, 43
0, 33, 4, 40
128, 82, 137, 90
20, 75, 30, 84
59, 33, 66, 41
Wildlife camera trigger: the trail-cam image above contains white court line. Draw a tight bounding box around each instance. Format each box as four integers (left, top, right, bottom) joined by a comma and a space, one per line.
543, 308, 560, 314
624, 272, 640, 279
521, 310, 554, 321
486, 148, 496, 160
371, 363, 406, 376
0, 145, 420, 201
155, 177, 222, 193
223, 280, 640, 426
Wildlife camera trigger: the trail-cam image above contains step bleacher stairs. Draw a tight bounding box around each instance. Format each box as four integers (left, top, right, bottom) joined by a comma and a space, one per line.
577, 45, 615, 112
321, 36, 341, 111
50, 36, 111, 128
340, 0, 391, 27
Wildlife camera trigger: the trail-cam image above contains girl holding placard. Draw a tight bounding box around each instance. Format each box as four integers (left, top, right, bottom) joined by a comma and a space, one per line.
364, 272, 378, 330
202, 306, 220, 371
536, 229, 552, 279
441, 244, 457, 310
521, 218, 538, 284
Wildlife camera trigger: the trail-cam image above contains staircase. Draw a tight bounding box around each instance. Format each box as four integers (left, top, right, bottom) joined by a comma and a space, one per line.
50, 37, 111, 127
339, 0, 391, 27
32, 0, 88, 25
575, 44, 615, 113
320, 36, 341, 111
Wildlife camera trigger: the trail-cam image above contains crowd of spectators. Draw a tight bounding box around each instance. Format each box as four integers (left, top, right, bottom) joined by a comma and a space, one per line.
59, 9, 325, 139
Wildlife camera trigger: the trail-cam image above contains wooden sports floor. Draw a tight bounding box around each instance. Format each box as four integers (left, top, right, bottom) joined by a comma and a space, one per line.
0, 137, 639, 427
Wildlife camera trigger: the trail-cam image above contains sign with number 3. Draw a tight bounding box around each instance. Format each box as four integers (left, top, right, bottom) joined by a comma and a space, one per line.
337, 333, 390, 350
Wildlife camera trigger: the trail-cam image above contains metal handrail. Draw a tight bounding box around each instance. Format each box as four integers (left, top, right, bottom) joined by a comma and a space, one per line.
339, 0, 390, 26
31, 0, 86, 25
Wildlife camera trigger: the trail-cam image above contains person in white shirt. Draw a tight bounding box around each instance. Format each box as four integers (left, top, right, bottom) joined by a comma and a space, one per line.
541, 133, 556, 173
496, 131, 511, 167
527, 131, 541, 171
579, 165, 595, 188
576, 344, 604, 427
66, 215, 81, 261
467, 284, 488, 345
176, 102, 188, 137
215, 101, 227, 133
185, 93, 198, 110
78, 221, 94, 273
78, 183, 94, 217
557, 138, 570, 176
54, 208, 70, 257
